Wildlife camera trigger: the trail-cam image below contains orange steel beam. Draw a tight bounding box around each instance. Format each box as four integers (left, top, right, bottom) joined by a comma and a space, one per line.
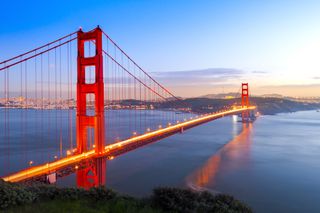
76, 27, 105, 154
2, 106, 255, 183
76, 27, 106, 188
241, 83, 250, 121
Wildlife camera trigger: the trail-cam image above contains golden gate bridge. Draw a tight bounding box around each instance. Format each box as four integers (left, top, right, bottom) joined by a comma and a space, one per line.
0, 26, 255, 188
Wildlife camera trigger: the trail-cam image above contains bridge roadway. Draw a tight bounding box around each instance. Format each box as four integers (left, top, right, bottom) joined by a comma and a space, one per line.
2, 106, 256, 183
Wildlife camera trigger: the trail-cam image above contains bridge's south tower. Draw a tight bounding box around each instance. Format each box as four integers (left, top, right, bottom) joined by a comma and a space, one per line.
76, 27, 106, 188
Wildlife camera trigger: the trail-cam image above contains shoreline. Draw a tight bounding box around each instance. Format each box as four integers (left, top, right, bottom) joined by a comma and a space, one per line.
260, 108, 320, 116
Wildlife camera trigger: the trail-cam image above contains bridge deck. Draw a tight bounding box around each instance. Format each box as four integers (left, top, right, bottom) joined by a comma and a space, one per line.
2, 107, 255, 183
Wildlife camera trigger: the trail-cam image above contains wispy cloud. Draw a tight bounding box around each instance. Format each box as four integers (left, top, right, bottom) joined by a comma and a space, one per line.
259, 83, 320, 88
252, 70, 268, 74
255, 83, 320, 97
150, 68, 247, 97
150, 68, 320, 97
152, 68, 244, 87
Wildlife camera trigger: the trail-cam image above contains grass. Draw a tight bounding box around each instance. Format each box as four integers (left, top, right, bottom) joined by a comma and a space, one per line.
5, 198, 167, 213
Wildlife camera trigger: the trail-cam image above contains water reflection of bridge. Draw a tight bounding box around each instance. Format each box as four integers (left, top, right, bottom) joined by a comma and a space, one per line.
186, 123, 253, 191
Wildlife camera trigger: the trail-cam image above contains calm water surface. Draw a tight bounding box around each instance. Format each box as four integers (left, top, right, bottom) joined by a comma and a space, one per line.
63, 110, 320, 213
2, 110, 320, 212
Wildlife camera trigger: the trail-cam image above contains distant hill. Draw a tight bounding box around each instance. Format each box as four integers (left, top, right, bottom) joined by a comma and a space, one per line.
159, 97, 320, 115
200, 93, 286, 99
250, 97, 320, 115
114, 96, 320, 115
259, 93, 284, 98
200, 92, 239, 99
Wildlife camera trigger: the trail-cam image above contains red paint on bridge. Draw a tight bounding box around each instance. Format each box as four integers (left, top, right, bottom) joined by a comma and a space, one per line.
0, 26, 256, 187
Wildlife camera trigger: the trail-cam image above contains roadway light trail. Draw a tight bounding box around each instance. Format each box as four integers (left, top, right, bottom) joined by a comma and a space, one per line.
2, 106, 255, 183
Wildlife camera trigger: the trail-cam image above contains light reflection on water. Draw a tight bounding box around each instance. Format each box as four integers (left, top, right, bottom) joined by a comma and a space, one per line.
186, 123, 253, 193
101, 110, 320, 213
183, 110, 320, 213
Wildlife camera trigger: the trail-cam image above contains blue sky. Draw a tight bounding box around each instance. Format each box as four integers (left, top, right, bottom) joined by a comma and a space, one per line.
1, 0, 320, 96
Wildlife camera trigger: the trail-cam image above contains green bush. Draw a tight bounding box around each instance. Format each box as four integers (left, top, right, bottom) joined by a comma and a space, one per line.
85, 186, 117, 201
211, 194, 252, 213
196, 191, 216, 212
0, 179, 252, 213
0, 179, 36, 209
0, 180, 116, 210
27, 184, 61, 200
152, 187, 198, 212
151, 187, 252, 213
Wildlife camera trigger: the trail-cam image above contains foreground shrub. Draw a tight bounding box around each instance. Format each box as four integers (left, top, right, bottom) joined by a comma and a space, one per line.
0, 180, 36, 209
211, 194, 252, 213
152, 187, 198, 212
0, 179, 252, 212
0, 180, 116, 210
152, 187, 252, 213
85, 186, 117, 201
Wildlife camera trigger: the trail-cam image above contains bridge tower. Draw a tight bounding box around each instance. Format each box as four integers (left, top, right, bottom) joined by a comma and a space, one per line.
76, 27, 106, 188
241, 83, 250, 122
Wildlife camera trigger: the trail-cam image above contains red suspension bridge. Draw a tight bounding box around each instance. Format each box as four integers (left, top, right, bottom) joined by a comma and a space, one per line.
0, 27, 255, 187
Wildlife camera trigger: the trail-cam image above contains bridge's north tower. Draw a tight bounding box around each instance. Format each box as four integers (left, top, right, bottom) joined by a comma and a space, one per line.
76, 27, 106, 188
241, 83, 250, 122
